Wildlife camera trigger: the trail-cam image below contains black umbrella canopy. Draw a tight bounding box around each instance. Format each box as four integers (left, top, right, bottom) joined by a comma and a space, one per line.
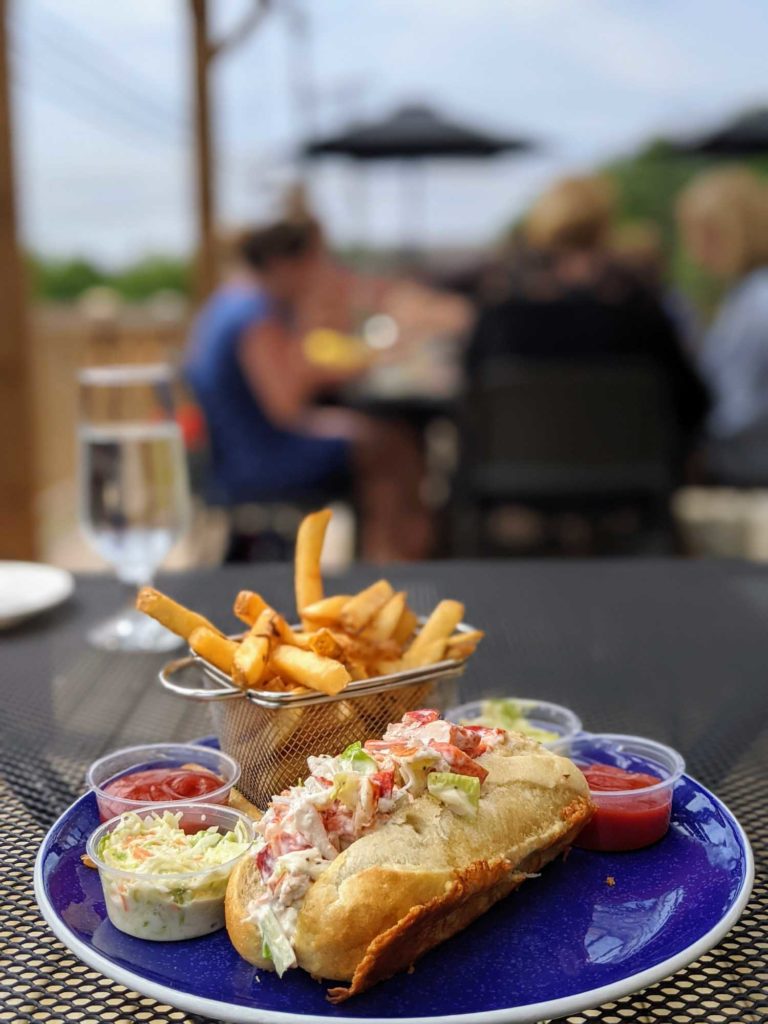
304, 103, 534, 160
674, 106, 768, 155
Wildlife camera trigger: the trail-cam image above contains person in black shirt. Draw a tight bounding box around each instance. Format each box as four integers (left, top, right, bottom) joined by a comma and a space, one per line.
467, 176, 709, 437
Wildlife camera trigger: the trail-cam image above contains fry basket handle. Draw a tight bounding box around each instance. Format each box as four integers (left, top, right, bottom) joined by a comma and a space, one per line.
158, 655, 245, 701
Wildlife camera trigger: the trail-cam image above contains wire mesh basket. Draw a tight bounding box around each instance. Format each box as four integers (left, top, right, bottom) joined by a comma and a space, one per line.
159, 625, 471, 808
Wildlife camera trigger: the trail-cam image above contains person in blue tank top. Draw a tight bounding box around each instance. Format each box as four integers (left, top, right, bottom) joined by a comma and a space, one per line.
185, 218, 431, 561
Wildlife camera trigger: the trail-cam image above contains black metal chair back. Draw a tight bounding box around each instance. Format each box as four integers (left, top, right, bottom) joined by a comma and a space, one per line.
453, 358, 679, 554
461, 358, 677, 498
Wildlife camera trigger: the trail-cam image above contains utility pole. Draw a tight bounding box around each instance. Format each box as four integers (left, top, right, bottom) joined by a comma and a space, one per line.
0, 0, 36, 558
188, 0, 271, 300
189, 0, 216, 300
285, 0, 313, 181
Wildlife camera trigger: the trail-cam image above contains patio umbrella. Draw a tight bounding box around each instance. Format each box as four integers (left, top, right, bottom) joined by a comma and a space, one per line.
673, 106, 768, 155
304, 103, 532, 160
303, 103, 535, 250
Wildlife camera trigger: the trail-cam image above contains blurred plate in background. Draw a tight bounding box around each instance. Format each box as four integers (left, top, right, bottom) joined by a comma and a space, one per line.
0, 561, 74, 629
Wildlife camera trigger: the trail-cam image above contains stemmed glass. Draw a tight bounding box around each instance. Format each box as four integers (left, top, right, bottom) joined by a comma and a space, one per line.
78, 364, 191, 651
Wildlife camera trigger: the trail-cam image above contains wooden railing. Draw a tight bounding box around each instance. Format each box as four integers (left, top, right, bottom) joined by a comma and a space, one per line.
29, 305, 190, 559
31, 305, 189, 496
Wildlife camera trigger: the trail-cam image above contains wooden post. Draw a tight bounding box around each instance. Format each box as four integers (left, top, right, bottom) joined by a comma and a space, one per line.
287, 0, 312, 182
0, 0, 36, 559
190, 0, 216, 300
188, 1, 269, 299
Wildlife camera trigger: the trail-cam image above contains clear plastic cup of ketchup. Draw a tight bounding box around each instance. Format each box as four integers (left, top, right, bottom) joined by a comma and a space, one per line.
87, 743, 241, 822
550, 733, 685, 852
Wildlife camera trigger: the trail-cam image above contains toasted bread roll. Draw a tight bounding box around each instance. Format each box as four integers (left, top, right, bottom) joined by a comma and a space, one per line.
225, 741, 591, 997
226, 854, 273, 969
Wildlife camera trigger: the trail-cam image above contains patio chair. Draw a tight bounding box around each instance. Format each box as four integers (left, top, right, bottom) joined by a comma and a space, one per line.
452, 358, 679, 556
184, 436, 352, 563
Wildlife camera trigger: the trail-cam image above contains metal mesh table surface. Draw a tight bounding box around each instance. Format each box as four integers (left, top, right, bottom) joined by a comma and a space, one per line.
0, 560, 765, 1024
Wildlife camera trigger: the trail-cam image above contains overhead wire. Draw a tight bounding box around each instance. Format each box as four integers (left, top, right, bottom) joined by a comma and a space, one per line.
32, 0, 188, 131
10, 5, 188, 147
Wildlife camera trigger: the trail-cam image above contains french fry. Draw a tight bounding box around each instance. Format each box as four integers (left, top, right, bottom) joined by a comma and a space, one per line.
189, 626, 237, 674
233, 607, 295, 688
362, 591, 407, 643
261, 676, 310, 695
136, 587, 221, 641
273, 611, 303, 647
404, 599, 464, 666
233, 590, 268, 627
270, 644, 351, 695
446, 642, 479, 660
288, 631, 313, 650
332, 631, 400, 665
301, 594, 351, 626
336, 644, 400, 679
445, 629, 485, 660
345, 658, 369, 681
261, 675, 292, 692
228, 788, 263, 822
135, 511, 483, 706
233, 597, 301, 651
294, 508, 332, 615
402, 637, 448, 668
232, 609, 275, 689
308, 628, 343, 659
447, 628, 484, 647
340, 580, 394, 634
371, 658, 403, 676
392, 605, 418, 646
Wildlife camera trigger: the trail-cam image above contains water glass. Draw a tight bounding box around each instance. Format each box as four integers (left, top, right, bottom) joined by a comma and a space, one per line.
78, 363, 191, 651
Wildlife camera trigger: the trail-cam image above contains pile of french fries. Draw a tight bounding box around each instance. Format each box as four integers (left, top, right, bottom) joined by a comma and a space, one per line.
137, 509, 483, 697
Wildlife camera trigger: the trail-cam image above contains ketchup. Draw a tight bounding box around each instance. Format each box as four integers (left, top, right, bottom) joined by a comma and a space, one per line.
98, 767, 225, 822
576, 763, 672, 852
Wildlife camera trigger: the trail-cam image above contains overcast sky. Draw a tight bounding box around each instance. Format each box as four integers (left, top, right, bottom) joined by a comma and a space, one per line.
11, 0, 768, 265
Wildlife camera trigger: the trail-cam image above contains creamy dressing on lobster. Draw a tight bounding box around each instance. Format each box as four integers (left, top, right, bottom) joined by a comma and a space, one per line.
245, 710, 515, 975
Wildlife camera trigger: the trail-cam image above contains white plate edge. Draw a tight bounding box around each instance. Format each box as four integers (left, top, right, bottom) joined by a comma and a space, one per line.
0, 562, 74, 625
33, 782, 755, 1024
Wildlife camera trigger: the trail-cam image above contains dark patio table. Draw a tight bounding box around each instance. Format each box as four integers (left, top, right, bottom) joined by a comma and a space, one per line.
2, 559, 766, 1023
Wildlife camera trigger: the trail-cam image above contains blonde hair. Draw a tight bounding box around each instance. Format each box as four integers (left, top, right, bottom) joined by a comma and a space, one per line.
611, 221, 665, 281
677, 167, 768, 278
525, 176, 616, 252
611, 221, 663, 263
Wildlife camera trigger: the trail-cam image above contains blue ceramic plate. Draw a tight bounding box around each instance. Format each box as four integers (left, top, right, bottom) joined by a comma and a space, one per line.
35, 771, 753, 1024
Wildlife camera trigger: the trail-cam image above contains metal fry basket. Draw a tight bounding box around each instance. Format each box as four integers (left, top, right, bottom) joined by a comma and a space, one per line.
159, 624, 472, 808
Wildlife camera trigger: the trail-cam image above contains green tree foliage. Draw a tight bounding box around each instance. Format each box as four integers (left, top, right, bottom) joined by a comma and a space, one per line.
603, 142, 768, 315
501, 135, 768, 317
27, 253, 192, 303
605, 141, 702, 247
27, 255, 106, 302
602, 141, 716, 311
112, 256, 192, 302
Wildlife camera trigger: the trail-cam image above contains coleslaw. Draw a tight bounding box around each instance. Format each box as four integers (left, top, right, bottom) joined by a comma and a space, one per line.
88, 807, 252, 941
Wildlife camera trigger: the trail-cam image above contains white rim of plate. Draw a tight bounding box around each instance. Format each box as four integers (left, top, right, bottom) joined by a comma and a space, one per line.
0, 562, 74, 622
33, 781, 755, 1024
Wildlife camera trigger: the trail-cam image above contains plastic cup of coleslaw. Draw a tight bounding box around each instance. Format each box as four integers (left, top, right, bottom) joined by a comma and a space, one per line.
444, 698, 583, 747
86, 802, 254, 941
87, 743, 240, 821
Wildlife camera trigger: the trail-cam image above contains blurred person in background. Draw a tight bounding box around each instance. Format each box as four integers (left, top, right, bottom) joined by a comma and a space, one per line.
611, 221, 700, 359
677, 167, 768, 483
185, 218, 431, 561
467, 175, 708, 441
